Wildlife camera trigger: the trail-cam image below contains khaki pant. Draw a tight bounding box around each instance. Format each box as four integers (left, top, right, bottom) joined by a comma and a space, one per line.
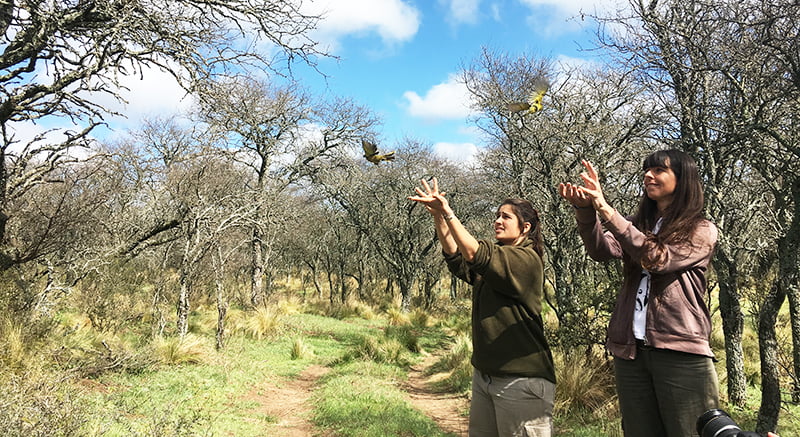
468, 369, 554, 437
614, 346, 719, 437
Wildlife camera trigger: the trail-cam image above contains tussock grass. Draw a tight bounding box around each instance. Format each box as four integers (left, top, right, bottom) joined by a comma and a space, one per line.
290, 337, 314, 360
152, 334, 212, 365
553, 348, 618, 422
0, 316, 27, 370
277, 296, 303, 315
243, 307, 282, 340
337, 335, 412, 367
428, 333, 473, 393
385, 324, 422, 353
409, 308, 432, 327
386, 307, 411, 326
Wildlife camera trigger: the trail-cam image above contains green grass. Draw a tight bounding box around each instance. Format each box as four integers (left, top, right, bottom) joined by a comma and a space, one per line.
313, 360, 456, 437
6, 298, 799, 437
73, 309, 462, 436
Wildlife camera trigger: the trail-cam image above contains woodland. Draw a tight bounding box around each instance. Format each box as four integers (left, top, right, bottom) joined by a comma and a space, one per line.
1, 0, 799, 435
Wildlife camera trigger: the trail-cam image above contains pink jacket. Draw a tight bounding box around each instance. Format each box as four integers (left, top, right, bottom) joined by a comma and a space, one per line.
575, 208, 718, 360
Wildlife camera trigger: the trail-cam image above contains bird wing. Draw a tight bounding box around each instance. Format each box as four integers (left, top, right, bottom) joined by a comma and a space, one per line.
361, 139, 378, 157
527, 78, 550, 113
507, 102, 531, 113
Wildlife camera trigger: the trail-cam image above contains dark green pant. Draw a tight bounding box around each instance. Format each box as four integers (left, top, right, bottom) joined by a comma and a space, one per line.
614, 346, 719, 437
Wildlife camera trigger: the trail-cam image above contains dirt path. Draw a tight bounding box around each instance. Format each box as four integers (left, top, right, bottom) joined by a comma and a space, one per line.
403, 354, 470, 437
251, 364, 330, 437
251, 356, 469, 436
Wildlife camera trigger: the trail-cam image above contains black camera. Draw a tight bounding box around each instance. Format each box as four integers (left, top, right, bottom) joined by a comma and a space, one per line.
697, 409, 761, 437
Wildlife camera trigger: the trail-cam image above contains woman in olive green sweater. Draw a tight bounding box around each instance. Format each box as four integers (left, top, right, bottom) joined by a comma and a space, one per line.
410, 178, 555, 437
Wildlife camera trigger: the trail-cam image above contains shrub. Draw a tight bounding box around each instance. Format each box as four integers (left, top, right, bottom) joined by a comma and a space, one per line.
0, 372, 93, 437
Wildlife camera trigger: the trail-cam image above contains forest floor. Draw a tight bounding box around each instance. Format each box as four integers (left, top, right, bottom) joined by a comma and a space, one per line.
256, 353, 469, 436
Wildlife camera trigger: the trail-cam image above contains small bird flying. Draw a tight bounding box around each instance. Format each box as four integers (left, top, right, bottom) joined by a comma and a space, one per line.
507, 78, 550, 114
361, 139, 395, 165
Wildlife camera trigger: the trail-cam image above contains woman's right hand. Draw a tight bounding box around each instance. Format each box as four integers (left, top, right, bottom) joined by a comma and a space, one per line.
408, 177, 451, 217
558, 181, 592, 209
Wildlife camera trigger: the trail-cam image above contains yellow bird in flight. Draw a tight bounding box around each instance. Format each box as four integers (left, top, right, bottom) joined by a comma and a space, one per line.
361, 139, 396, 165
507, 78, 549, 114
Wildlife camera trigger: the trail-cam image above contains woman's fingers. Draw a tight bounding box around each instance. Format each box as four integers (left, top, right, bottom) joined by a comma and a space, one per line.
420, 178, 432, 194
582, 159, 598, 180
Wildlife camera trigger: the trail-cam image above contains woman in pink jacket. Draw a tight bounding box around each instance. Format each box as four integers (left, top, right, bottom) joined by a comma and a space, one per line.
559, 149, 719, 437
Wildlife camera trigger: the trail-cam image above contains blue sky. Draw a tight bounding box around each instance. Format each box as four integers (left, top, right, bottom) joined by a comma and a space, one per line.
27, 0, 611, 163
290, 0, 608, 162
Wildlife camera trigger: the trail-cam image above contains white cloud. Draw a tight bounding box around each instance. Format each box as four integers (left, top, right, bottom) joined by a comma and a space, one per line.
100, 67, 194, 133
402, 75, 475, 121
443, 0, 480, 24
517, 0, 616, 16
433, 141, 479, 164
515, 0, 622, 37
303, 0, 421, 52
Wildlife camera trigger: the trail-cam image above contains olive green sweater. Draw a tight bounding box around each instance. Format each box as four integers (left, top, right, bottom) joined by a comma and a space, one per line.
444, 239, 555, 383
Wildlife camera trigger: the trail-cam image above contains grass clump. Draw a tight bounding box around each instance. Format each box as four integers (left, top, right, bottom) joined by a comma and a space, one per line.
386, 307, 411, 326
385, 324, 422, 353
243, 307, 282, 340
290, 337, 314, 360
428, 334, 473, 394
552, 348, 621, 436
337, 335, 412, 367
152, 334, 212, 365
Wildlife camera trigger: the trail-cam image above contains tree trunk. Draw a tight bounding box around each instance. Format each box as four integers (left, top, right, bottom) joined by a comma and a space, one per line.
176, 271, 190, 337
785, 179, 800, 402
715, 256, 748, 407
756, 282, 785, 434
213, 249, 228, 351
398, 276, 412, 312
250, 231, 264, 307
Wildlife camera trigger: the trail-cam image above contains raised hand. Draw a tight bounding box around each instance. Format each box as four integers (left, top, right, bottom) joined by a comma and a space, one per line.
408, 177, 450, 216
577, 159, 609, 210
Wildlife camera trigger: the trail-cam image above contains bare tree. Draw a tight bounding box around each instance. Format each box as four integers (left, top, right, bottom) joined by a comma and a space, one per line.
0, 1, 326, 275
197, 77, 378, 306
313, 139, 462, 311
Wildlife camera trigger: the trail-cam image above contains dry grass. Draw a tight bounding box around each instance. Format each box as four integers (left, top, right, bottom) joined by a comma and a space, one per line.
554, 348, 618, 419
290, 337, 314, 360
243, 307, 282, 340
152, 334, 213, 365
386, 307, 411, 326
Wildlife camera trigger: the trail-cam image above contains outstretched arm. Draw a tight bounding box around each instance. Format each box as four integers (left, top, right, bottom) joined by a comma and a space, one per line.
409, 178, 479, 261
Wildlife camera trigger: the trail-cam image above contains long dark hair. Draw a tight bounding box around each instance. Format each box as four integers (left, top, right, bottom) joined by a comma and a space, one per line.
631, 149, 705, 243
500, 198, 544, 257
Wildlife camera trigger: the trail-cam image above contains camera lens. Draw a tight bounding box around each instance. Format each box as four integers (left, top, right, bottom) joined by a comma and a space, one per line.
697, 409, 742, 437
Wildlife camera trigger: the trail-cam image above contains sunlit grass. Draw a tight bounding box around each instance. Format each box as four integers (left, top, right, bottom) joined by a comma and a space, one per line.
152, 334, 213, 365
4, 294, 796, 437
312, 360, 454, 437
